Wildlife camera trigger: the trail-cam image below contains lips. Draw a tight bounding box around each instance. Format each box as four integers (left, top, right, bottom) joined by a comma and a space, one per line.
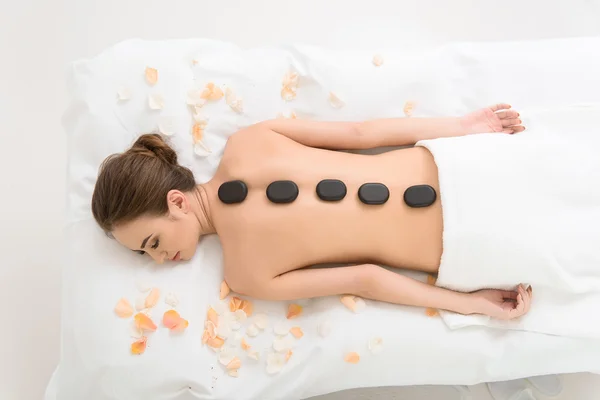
171, 251, 181, 261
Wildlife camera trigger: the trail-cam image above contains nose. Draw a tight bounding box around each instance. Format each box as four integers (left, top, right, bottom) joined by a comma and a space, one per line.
148, 250, 166, 264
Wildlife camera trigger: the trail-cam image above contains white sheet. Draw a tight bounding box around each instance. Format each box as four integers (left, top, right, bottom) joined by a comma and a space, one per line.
54, 37, 600, 400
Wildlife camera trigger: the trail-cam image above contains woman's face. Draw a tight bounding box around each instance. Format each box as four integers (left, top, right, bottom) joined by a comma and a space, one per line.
112, 192, 201, 263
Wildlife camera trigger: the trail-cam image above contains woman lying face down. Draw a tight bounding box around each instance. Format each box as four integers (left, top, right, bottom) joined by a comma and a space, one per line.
92, 104, 533, 321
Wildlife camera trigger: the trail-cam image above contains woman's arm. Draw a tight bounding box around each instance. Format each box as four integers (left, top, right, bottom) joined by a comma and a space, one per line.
253, 104, 523, 150
241, 264, 531, 320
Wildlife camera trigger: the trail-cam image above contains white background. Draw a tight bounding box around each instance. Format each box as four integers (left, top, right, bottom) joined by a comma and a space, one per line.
2, 1, 600, 399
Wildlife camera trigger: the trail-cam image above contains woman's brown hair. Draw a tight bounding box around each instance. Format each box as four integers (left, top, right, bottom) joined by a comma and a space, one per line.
92, 134, 196, 232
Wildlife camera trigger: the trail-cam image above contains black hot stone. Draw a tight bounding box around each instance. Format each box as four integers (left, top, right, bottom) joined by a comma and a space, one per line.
316, 179, 347, 201
218, 180, 248, 204
266, 180, 299, 204
404, 184, 437, 208
358, 183, 389, 205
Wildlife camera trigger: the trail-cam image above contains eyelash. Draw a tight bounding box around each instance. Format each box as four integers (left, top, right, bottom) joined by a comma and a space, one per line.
137, 239, 159, 256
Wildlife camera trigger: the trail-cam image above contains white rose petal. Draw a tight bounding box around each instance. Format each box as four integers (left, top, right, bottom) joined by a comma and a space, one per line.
233, 332, 243, 342
130, 323, 143, 339
213, 302, 227, 315
247, 350, 260, 361
246, 323, 260, 337
217, 317, 232, 339
135, 281, 151, 293
368, 337, 384, 354
328, 92, 345, 109
228, 369, 239, 378
148, 94, 164, 110
186, 89, 206, 107
135, 296, 146, 311
318, 320, 332, 338
254, 313, 269, 330
266, 352, 286, 375
273, 336, 295, 352
164, 292, 179, 307
194, 141, 212, 157
218, 347, 237, 366
372, 54, 384, 67
117, 87, 131, 101
274, 322, 290, 336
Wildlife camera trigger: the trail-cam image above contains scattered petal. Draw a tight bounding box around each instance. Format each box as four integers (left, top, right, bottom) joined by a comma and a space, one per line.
345, 352, 360, 364
145, 288, 160, 308
158, 117, 176, 137
194, 141, 212, 157
282, 71, 299, 87
425, 308, 440, 317
241, 338, 251, 351
240, 300, 253, 316
229, 297, 243, 312
192, 123, 204, 143
354, 297, 366, 313
117, 87, 131, 101
225, 87, 244, 113
192, 111, 209, 125
191, 59, 199, 66
281, 71, 299, 101
328, 92, 345, 109
234, 309, 248, 323
340, 295, 357, 312
216, 316, 232, 339
281, 86, 297, 101
427, 275, 437, 285
134, 312, 157, 332
266, 352, 286, 375
286, 304, 303, 319
254, 313, 269, 330
145, 67, 158, 85
246, 323, 260, 337
136, 280, 151, 293
163, 310, 188, 332
164, 292, 179, 307
186, 89, 206, 107
207, 307, 219, 326
114, 298, 134, 318
274, 322, 290, 336
201, 329, 210, 344
273, 335, 296, 352
290, 327, 304, 339
226, 357, 242, 370
130, 322, 143, 339
289, 111, 297, 119
148, 94, 164, 110
318, 320, 332, 338
141, 308, 152, 318
131, 337, 147, 355
247, 350, 260, 361
228, 369, 239, 377
207, 336, 225, 349
233, 332, 243, 342
213, 302, 227, 315
368, 337, 384, 354
372, 54, 384, 67
200, 82, 224, 100
220, 281, 230, 300
218, 347, 236, 365
205, 321, 217, 339
285, 350, 293, 362
404, 101, 415, 117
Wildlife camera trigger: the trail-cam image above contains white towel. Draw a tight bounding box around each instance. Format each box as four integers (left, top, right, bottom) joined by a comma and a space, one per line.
416, 120, 600, 338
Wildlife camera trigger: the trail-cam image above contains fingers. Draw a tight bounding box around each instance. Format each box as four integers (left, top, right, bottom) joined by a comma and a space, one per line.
502, 126, 526, 134
496, 110, 519, 119
499, 290, 518, 300
502, 118, 522, 127
489, 103, 512, 112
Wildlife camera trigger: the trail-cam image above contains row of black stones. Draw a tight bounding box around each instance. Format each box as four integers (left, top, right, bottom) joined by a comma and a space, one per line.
218, 180, 436, 208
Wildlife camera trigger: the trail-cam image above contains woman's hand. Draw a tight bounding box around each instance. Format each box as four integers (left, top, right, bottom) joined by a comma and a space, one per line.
461, 103, 526, 135
471, 284, 533, 320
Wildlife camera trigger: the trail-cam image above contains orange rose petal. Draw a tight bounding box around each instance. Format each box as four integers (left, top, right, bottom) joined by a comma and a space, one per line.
172, 317, 189, 332
226, 356, 241, 370
340, 295, 357, 312
240, 300, 253, 316
287, 304, 303, 319
209, 87, 224, 100
207, 336, 225, 349
192, 123, 204, 143
163, 310, 181, 329
229, 296, 243, 312
425, 308, 440, 317
404, 101, 415, 117
145, 67, 158, 85
285, 350, 293, 362
145, 288, 160, 308
241, 338, 251, 351
220, 281, 230, 300
114, 298, 134, 318
427, 275, 437, 285
207, 307, 219, 326
131, 336, 148, 355
344, 352, 360, 364
134, 312, 157, 332
205, 320, 217, 338
201, 329, 210, 344
290, 327, 304, 338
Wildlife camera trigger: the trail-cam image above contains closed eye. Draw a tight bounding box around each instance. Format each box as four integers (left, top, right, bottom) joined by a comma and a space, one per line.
136, 250, 146, 255
151, 239, 160, 250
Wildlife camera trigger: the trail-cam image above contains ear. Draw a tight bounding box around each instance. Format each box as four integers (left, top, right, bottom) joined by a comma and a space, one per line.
166, 190, 189, 214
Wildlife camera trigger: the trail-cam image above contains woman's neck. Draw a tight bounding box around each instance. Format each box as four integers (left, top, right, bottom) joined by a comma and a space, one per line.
192, 184, 216, 235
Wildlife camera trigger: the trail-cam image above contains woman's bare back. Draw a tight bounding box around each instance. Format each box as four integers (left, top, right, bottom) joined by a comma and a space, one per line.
206, 127, 443, 285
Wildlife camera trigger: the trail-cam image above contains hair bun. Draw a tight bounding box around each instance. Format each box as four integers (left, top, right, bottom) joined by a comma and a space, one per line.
130, 134, 178, 165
